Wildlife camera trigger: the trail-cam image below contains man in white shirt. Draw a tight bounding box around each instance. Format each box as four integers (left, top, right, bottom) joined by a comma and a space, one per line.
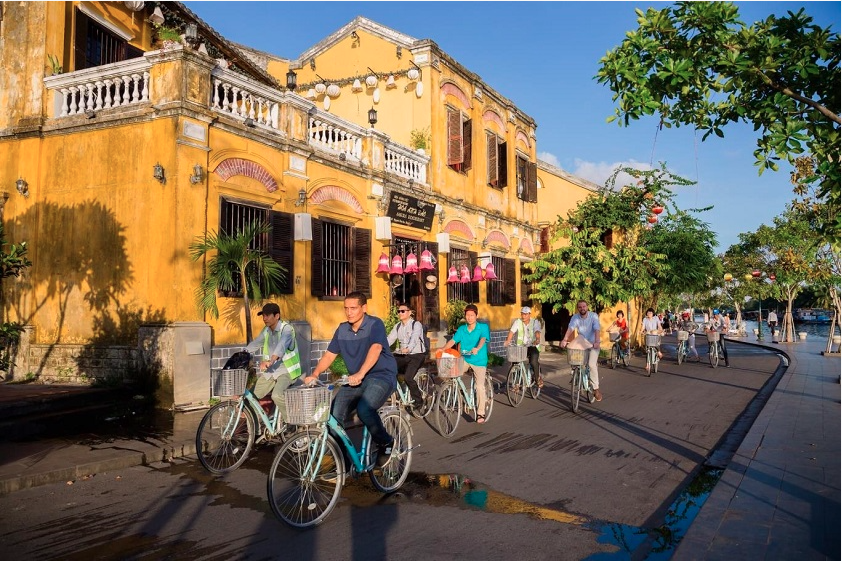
560, 300, 602, 402
767, 310, 778, 337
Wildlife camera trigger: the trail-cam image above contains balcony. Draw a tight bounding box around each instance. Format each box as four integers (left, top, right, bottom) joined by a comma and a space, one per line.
43, 49, 428, 186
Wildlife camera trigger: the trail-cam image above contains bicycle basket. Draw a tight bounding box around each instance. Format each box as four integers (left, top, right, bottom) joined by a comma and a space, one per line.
706, 331, 720, 342
567, 348, 586, 366
677, 330, 689, 341
645, 334, 661, 348
211, 368, 247, 398
507, 344, 528, 363
283, 386, 332, 425
608, 331, 621, 342
436, 355, 463, 378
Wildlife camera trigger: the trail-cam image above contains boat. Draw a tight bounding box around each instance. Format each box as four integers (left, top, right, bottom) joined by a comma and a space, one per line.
793, 308, 833, 324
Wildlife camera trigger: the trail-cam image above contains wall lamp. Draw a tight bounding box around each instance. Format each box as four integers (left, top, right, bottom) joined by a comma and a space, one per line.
368, 107, 378, 127
351, 31, 358, 40
153, 163, 166, 184
309, 58, 316, 70
184, 23, 201, 49
15, 178, 29, 198
285, 68, 297, 91
396, 45, 402, 59
294, 188, 307, 207
189, 163, 204, 185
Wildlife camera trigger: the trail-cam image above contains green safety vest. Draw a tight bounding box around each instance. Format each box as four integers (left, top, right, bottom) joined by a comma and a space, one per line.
262, 321, 302, 379
515, 319, 540, 351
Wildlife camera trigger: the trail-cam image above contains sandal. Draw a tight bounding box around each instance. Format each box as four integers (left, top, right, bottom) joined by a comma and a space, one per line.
476, 414, 486, 424
537, 378, 544, 389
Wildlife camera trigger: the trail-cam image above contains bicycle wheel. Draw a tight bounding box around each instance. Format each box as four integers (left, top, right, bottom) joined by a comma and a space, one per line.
653, 350, 659, 374
368, 411, 413, 493
645, 348, 653, 377
433, 382, 462, 438
413, 370, 435, 419
528, 364, 541, 399
506, 363, 526, 408
267, 430, 344, 529
620, 345, 629, 367
482, 373, 495, 421
609, 344, 618, 369
677, 342, 685, 365
196, 400, 256, 475
709, 342, 719, 368
570, 367, 582, 413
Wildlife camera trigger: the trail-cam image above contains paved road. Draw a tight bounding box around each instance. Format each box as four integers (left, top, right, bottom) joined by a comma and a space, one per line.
0, 341, 783, 559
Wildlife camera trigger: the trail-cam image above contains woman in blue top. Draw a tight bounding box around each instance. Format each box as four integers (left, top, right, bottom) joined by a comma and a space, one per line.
441, 304, 491, 423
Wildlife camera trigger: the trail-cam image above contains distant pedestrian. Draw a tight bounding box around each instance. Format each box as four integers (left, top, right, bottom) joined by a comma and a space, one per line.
767, 310, 778, 336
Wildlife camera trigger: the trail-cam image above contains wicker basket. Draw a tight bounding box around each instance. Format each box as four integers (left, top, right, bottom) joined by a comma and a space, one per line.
507, 344, 528, 363
436, 355, 463, 378
677, 330, 689, 341
706, 331, 720, 342
608, 331, 621, 342
211, 368, 247, 398
567, 348, 587, 366
645, 334, 662, 348
283, 386, 332, 425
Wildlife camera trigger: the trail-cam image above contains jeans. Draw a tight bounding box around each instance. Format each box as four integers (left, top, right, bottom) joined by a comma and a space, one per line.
331, 376, 396, 446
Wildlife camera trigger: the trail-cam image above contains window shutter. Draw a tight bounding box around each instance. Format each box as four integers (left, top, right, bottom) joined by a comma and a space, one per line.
269, 211, 294, 294
353, 227, 372, 298
447, 108, 463, 166
486, 132, 498, 187
527, 161, 538, 203
422, 241, 440, 329
310, 218, 324, 297
505, 259, 517, 304
540, 227, 550, 254
498, 141, 508, 188
74, 9, 89, 71
469, 250, 479, 303
462, 119, 472, 171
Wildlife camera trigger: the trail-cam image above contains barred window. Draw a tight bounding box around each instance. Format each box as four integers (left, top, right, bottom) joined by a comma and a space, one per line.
446, 248, 479, 303
311, 218, 371, 299
489, 256, 517, 306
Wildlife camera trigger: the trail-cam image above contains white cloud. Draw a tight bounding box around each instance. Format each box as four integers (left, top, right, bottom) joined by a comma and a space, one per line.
572, 158, 652, 190
537, 151, 561, 168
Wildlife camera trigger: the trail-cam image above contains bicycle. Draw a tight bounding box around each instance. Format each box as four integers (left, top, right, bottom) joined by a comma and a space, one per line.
644, 333, 661, 376
432, 352, 495, 438
676, 330, 690, 364
267, 379, 414, 529
608, 331, 629, 369
505, 344, 540, 407
707, 331, 725, 368
389, 365, 435, 418
567, 347, 596, 413
196, 357, 293, 475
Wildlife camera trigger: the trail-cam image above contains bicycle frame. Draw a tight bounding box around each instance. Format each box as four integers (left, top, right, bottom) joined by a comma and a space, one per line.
240, 388, 283, 435
297, 415, 373, 482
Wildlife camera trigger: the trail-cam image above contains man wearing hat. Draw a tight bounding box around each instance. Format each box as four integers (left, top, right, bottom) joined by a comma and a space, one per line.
245, 303, 303, 422
504, 306, 543, 388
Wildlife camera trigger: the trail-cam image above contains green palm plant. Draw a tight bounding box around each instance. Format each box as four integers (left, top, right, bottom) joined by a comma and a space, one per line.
189, 220, 285, 342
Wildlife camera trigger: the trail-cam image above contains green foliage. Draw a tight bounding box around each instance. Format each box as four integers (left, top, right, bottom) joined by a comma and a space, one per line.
410, 127, 431, 150
154, 25, 182, 43
487, 353, 505, 367
383, 305, 400, 337
443, 300, 467, 336
597, 2, 841, 243
46, 54, 63, 75
0, 223, 32, 281
328, 354, 350, 377
189, 219, 286, 343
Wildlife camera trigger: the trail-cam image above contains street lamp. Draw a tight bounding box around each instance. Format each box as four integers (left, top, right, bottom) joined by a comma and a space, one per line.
751, 270, 764, 341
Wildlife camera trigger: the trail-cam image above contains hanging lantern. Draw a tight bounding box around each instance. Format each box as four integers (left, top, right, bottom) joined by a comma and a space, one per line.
314, 82, 327, 95
471, 265, 484, 282
375, 253, 390, 274
647, 215, 658, 224
724, 273, 733, 282
752, 270, 762, 278
459, 265, 471, 283
484, 262, 498, 280
404, 252, 419, 273
652, 205, 664, 215
390, 255, 404, 275
419, 249, 434, 270
386, 74, 396, 89
768, 274, 776, 281
446, 266, 459, 283
351, 78, 363, 92
366, 74, 378, 87
744, 273, 753, 281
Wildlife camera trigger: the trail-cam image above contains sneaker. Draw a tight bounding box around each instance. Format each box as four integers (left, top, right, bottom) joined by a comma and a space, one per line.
376, 442, 394, 467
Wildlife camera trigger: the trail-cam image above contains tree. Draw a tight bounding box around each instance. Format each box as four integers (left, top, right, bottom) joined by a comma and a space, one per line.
597, 2, 841, 242
0, 223, 32, 372
189, 220, 285, 343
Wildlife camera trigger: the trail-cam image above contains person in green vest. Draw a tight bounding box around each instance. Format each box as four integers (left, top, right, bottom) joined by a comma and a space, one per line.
504, 306, 543, 388
245, 303, 302, 422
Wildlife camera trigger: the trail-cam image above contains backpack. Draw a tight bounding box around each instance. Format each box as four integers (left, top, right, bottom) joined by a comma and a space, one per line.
223, 351, 251, 370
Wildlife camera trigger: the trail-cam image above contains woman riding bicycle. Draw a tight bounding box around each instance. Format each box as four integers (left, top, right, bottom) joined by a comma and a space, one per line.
642, 308, 664, 360
678, 311, 700, 361
386, 302, 427, 408
607, 310, 630, 356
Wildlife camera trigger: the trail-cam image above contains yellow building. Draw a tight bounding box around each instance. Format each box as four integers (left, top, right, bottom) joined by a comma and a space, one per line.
0, 2, 595, 403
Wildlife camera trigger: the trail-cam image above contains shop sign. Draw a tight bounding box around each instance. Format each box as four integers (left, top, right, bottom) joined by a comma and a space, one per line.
386, 192, 435, 231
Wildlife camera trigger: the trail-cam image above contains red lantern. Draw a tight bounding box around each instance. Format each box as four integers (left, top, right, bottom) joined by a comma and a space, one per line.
768, 274, 776, 281
446, 266, 459, 283
459, 265, 471, 283
752, 270, 761, 278
471, 265, 484, 282
404, 252, 419, 273
647, 215, 658, 224
390, 255, 403, 275
484, 262, 498, 280
375, 253, 390, 274
652, 205, 664, 215
419, 249, 434, 270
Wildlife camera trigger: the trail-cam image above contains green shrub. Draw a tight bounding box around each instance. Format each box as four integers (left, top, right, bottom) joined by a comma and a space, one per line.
444, 300, 467, 336
488, 353, 505, 366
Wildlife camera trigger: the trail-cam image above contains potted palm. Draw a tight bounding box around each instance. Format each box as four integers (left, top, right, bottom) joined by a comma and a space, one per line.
154, 25, 183, 49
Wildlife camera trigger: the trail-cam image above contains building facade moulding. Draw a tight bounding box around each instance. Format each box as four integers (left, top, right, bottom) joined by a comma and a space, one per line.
515, 129, 531, 150
483, 230, 511, 249
440, 81, 471, 110
213, 157, 279, 192
519, 237, 535, 256
443, 219, 474, 241
482, 109, 506, 133
309, 185, 364, 214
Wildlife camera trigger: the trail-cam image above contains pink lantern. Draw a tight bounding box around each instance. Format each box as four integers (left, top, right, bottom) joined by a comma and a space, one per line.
647, 215, 658, 224
404, 252, 419, 273
484, 262, 498, 280
768, 274, 776, 281
471, 265, 484, 282
375, 253, 390, 274
752, 269, 761, 278
446, 266, 459, 283
459, 265, 471, 283
390, 255, 404, 275
652, 205, 664, 215
419, 249, 434, 270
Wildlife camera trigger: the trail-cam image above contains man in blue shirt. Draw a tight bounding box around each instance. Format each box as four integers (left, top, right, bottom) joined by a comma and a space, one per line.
560, 299, 603, 402
305, 292, 398, 466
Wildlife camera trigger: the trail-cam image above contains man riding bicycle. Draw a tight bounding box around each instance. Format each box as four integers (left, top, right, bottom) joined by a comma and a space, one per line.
560, 300, 602, 402
386, 302, 427, 408
504, 306, 543, 389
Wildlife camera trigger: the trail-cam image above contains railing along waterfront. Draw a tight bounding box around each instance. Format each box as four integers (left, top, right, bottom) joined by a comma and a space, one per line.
44, 58, 152, 118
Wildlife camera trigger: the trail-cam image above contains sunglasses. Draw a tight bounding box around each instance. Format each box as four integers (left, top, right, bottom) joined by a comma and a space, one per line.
398, 309, 410, 313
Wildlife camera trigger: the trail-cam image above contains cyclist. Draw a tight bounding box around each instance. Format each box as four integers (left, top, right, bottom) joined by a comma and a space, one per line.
441, 304, 490, 423
304, 292, 398, 466
706, 309, 731, 367
642, 308, 664, 361
503, 306, 543, 388
387, 302, 427, 408
560, 300, 602, 402
607, 310, 630, 357
244, 303, 303, 423
678, 311, 701, 361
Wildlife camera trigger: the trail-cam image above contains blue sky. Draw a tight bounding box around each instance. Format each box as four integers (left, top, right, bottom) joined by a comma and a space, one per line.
185, 1, 840, 252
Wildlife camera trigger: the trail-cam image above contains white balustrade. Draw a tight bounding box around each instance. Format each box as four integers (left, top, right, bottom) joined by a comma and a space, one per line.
44, 58, 151, 118
308, 113, 364, 161
210, 67, 283, 131
385, 144, 428, 184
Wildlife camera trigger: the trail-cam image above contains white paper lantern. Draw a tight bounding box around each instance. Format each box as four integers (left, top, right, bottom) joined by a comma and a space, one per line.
386, 74, 396, 89
352, 78, 363, 92
306, 88, 316, 99
314, 82, 326, 95
365, 74, 378, 88
372, 88, 381, 104
407, 68, 420, 81
323, 96, 331, 110
326, 84, 341, 98
415, 81, 424, 98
